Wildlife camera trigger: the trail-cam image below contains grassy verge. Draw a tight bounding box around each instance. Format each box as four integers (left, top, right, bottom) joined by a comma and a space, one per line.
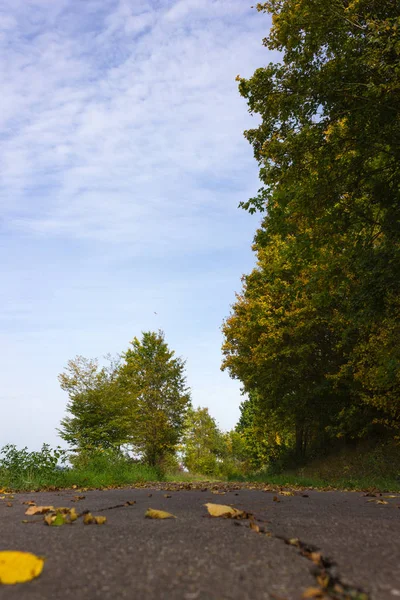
230, 471, 400, 491
0, 446, 162, 492
229, 439, 400, 491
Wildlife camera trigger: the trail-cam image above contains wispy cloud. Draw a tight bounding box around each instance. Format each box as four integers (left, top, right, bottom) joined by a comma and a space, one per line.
0, 0, 271, 448
1, 0, 267, 250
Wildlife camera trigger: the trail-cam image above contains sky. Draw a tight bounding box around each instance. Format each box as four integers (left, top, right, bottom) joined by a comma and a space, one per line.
0, 0, 272, 450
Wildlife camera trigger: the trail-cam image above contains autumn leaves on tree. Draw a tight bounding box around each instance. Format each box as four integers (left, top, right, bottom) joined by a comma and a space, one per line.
222, 0, 400, 461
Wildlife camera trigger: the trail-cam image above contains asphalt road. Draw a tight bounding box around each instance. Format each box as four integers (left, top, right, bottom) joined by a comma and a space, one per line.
0, 483, 399, 600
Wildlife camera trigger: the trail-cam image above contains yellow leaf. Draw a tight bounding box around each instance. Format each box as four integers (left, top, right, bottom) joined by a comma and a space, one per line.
280, 491, 295, 496
83, 513, 94, 525
68, 508, 78, 522
204, 503, 246, 519
302, 587, 324, 598
0, 551, 44, 585
44, 514, 56, 526
25, 506, 54, 516
94, 516, 107, 525
249, 521, 260, 533
145, 508, 176, 519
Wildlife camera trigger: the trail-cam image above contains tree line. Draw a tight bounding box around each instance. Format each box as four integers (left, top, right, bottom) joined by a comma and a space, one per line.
58, 331, 246, 475
59, 1, 399, 475
221, 0, 400, 467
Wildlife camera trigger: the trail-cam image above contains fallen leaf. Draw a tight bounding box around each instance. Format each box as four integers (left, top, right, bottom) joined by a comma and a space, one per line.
309, 552, 322, 565
22, 501, 36, 506
125, 501, 136, 506
83, 513, 95, 525
145, 508, 176, 519
6, 503, 12, 508
67, 508, 78, 522
249, 521, 260, 533
25, 506, 54, 516
147, 493, 152, 498
280, 491, 294, 496
0, 551, 44, 584
211, 491, 226, 495
302, 588, 324, 599
94, 516, 107, 525
376, 500, 388, 505
384, 495, 397, 499
273, 496, 281, 502
204, 503, 246, 519
164, 494, 172, 498
71, 496, 85, 502
288, 538, 300, 546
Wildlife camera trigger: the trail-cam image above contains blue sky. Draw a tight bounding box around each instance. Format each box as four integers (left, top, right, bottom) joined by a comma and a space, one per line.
0, 0, 271, 450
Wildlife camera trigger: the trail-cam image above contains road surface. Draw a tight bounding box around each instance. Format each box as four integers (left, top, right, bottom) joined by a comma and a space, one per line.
0, 483, 399, 599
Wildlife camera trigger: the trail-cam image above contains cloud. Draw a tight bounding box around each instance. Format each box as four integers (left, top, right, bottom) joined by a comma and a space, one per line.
0, 0, 272, 447
0, 0, 268, 252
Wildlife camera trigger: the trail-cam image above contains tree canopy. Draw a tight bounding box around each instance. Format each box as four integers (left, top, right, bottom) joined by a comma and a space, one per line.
59, 332, 191, 466
222, 0, 400, 461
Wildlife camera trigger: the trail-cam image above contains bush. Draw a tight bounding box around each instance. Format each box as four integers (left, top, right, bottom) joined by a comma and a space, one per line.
0, 444, 67, 489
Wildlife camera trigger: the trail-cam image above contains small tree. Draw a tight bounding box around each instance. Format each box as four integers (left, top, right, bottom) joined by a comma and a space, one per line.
119, 331, 191, 466
181, 407, 225, 475
58, 355, 130, 452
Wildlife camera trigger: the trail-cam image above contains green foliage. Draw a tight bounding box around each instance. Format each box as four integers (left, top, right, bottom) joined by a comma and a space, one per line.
59, 355, 131, 451
59, 331, 191, 467
181, 407, 225, 475
0, 444, 161, 491
223, 0, 400, 459
120, 331, 191, 466
0, 444, 67, 490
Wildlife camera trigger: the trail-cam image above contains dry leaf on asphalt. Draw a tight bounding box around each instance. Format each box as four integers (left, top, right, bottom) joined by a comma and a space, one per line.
94, 516, 107, 525
145, 508, 176, 519
44, 513, 65, 527
204, 503, 247, 519
22, 501, 36, 506
83, 512, 94, 524
71, 496, 85, 502
302, 587, 324, 598
273, 496, 281, 502
25, 506, 54, 516
0, 551, 44, 585
279, 491, 295, 496
249, 521, 260, 533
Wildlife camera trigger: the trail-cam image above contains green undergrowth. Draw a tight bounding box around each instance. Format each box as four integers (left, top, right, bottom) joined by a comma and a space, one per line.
0, 445, 161, 492
229, 439, 400, 491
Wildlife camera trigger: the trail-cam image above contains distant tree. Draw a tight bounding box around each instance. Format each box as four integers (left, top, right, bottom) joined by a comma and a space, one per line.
181, 407, 224, 475
119, 331, 191, 467
58, 355, 130, 451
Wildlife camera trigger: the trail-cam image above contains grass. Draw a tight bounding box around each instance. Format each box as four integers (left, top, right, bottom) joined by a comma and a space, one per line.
0, 446, 162, 492
2, 440, 399, 492
228, 439, 400, 492
231, 471, 400, 492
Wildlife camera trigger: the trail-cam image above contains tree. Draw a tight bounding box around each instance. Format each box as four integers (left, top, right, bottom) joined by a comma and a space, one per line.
58, 355, 130, 451
223, 0, 400, 459
181, 407, 225, 475
119, 331, 191, 466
